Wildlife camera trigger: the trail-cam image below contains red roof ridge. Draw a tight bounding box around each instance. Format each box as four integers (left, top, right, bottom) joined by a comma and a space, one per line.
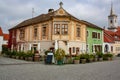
0, 27, 3, 36
3, 33, 9, 40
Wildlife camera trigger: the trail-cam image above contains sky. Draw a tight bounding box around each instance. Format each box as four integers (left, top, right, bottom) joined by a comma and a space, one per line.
0, 0, 120, 33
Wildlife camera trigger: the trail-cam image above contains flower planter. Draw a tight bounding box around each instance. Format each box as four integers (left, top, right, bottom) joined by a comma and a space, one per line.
94, 58, 98, 62
98, 58, 103, 61
15, 56, 19, 59
34, 53, 40, 62
74, 60, 80, 64
89, 58, 94, 63
11, 56, 15, 58
25, 57, 28, 61
107, 57, 112, 61
20, 56, 24, 60
80, 59, 86, 64
57, 60, 63, 65
28, 57, 33, 61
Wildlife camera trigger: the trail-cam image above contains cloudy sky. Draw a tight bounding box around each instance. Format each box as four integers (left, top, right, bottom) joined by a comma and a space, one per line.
0, 0, 120, 33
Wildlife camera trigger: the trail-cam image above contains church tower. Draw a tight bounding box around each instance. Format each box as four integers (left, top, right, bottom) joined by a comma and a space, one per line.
108, 3, 118, 31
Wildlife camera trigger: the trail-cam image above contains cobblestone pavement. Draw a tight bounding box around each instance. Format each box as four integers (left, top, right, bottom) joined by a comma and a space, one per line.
0, 56, 120, 80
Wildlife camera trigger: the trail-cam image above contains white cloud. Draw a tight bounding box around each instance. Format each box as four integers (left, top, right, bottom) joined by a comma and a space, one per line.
0, 0, 119, 33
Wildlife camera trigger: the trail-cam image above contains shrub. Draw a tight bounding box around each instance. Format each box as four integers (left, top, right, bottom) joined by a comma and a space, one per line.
80, 54, 89, 59
2, 45, 9, 54
55, 48, 65, 61
89, 54, 95, 59
96, 52, 103, 58
26, 50, 34, 57
103, 53, 113, 60
74, 55, 80, 60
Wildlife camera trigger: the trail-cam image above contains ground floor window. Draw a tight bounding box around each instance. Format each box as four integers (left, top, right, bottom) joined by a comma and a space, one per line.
86, 45, 89, 53
69, 47, 80, 55
116, 47, 120, 52
111, 46, 113, 52
105, 45, 109, 52
93, 45, 102, 52
31, 44, 38, 52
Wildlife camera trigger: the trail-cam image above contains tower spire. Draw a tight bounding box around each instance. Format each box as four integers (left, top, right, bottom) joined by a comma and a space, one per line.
110, 2, 114, 15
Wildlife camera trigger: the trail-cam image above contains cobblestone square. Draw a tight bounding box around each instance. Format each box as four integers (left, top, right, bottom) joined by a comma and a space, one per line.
0, 56, 120, 80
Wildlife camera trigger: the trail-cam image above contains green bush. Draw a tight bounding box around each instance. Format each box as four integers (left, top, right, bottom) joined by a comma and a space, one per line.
89, 54, 95, 59
96, 52, 103, 58
80, 54, 89, 59
103, 53, 113, 60
2, 46, 9, 54
55, 48, 65, 61
74, 55, 80, 60
26, 50, 34, 57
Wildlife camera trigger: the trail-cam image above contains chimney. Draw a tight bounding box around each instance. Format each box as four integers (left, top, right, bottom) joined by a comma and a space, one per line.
48, 9, 54, 13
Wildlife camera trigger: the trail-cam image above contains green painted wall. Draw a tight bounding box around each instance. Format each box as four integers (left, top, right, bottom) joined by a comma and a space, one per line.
87, 26, 103, 53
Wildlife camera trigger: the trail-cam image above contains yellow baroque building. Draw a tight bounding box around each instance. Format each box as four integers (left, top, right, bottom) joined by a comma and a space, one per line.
9, 2, 87, 55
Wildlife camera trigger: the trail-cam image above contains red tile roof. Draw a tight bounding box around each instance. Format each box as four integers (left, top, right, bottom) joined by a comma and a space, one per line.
116, 27, 120, 37
3, 34, 9, 40
0, 27, 3, 36
104, 26, 120, 43
104, 30, 114, 43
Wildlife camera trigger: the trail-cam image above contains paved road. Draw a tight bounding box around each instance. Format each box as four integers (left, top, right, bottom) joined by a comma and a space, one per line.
0, 56, 120, 80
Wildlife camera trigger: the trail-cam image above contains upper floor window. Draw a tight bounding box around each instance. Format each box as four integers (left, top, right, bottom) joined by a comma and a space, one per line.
76, 27, 80, 37
92, 32, 97, 38
87, 31, 89, 37
54, 24, 60, 35
92, 32, 101, 39
62, 24, 68, 35
34, 27, 38, 37
19, 28, 25, 39
42, 27, 46, 36
98, 33, 100, 39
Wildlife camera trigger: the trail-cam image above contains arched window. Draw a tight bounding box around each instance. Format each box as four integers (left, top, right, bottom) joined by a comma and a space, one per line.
110, 20, 113, 23
105, 45, 109, 52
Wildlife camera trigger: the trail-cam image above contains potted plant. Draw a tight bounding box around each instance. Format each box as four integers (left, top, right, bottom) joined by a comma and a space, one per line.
55, 48, 65, 65
15, 52, 20, 59
89, 54, 95, 62
80, 54, 87, 64
96, 52, 103, 61
103, 53, 113, 61
12, 51, 17, 59
27, 51, 34, 61
73, 55, 80, 64
65, 54, 73, 64
19, 51, 25, 60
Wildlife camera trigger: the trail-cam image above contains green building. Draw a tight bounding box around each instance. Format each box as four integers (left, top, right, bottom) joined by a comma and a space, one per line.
82, 20, 103, 53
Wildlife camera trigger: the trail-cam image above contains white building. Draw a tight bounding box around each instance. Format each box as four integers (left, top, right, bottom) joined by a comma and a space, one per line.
0, 27, 9, 54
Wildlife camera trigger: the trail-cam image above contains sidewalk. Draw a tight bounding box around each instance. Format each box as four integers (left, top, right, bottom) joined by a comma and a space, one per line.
0, 56, 40, 65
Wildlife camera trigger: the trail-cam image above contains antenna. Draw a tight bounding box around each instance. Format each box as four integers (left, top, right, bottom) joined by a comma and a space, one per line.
32, 8, 34, 18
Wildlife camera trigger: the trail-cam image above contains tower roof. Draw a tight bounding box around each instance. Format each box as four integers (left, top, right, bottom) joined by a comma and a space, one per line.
109, 2, 117, 17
